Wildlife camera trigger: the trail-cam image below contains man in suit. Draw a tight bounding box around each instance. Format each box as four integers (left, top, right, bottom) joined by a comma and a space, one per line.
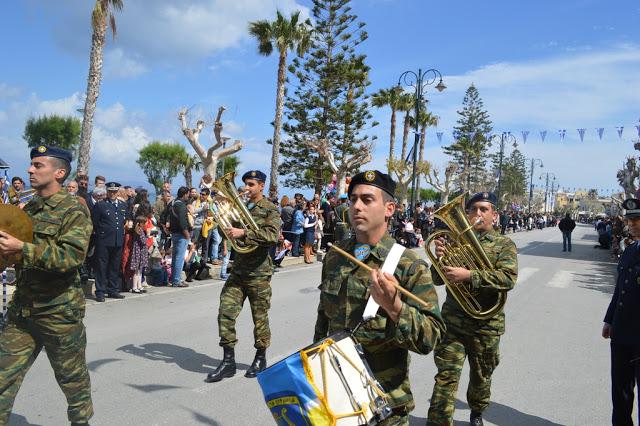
91, 182, 129, 302
603, 198, 640, 426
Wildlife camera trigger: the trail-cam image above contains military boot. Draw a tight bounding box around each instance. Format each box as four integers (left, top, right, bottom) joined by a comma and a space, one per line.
245, 348, 267, 378
470, 410, 484, 426
206, 347, 236, 382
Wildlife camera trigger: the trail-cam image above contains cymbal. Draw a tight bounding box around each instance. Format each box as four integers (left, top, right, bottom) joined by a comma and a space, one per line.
0, 204, 33, 271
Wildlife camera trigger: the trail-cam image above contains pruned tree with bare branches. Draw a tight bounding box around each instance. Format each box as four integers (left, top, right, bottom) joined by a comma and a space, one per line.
424, 161, 470, 204
178, 106, 243, 179
388, 157, 430, 206
306, 136, 372, 197
617, 156, 640, 199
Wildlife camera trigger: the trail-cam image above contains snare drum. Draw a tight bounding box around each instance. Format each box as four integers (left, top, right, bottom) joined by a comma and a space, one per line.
257, 330, 392, 426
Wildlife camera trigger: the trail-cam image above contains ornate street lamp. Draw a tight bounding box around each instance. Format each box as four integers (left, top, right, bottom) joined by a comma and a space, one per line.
528, 158, 543, 214
539, 172, 556, 214
488, 132, 517, 211
394, 68, 445, 213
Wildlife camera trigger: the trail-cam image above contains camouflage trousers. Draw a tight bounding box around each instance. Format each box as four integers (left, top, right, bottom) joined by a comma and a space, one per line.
218, 273, 272, 350
427, 329, 500, 426
0, 307, 93, 424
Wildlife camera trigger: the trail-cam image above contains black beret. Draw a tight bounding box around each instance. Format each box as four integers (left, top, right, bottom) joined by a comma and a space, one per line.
106, 182, 121, 191
622, 198, 640, 217
466, 191, 497, 209
242, 170, 266, 183
30, 145, 72, 164
348, 170, 396, 199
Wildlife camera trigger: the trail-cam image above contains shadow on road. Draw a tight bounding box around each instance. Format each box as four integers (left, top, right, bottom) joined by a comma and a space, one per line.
410, 398, 564, 425
115, 343, 235, 374
7, 413, 40, 426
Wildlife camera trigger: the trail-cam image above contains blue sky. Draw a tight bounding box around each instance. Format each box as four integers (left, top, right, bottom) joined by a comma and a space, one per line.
1, 0, 639, 197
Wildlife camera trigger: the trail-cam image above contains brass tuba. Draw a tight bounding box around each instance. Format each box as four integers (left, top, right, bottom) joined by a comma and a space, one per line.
208, 172, 260, 254
425, 194, 506, 320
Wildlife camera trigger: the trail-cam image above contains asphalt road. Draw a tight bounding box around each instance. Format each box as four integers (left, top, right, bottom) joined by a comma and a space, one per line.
7, 223, 619, 425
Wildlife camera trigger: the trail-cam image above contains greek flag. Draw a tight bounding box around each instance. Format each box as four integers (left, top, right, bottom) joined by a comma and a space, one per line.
616, 126, 624, 139
540, 130, 547, 142
2, 169, 8, 204
596, 128, 605, 140
521, 130, 529, 144
436, 132, 443, 143
577, 129, 586, 142
405, 145, 415, 165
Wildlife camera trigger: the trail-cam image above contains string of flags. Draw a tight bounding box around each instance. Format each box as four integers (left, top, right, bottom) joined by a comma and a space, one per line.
427, 122, 640, 144
530, 185, 620, 193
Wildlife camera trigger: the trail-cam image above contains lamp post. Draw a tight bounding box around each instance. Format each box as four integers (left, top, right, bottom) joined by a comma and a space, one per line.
550, 179, 559, 214
394, 68, 446, 214
221, 137, 231, 175
488, 132, 517, 211
539, 172, 556, 214
528, 158, 543, 213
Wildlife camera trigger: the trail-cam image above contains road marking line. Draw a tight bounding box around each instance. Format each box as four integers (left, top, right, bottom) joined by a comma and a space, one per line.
516, 266, 538, 285
547, 270, 574, 288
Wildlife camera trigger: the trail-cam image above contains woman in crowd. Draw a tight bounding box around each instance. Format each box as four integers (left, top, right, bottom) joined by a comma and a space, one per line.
303, 202, 318, 264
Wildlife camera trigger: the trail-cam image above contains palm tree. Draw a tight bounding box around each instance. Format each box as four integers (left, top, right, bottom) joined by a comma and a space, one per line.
371, 88, 402, 174
174, 153, 202, 189
249, 11, 312, 197
414, 110, 438, 206
396, 93, 415, 161
78, 0, 123, 174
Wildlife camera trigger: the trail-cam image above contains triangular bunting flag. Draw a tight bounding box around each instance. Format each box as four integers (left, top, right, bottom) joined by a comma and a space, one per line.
540, 130, 547, 142
436, 132, 443, 143
468, 131, 476, 141
636, 125, 640, 138
405, 144, 414, 165
521, 130, 529, 144
559, 129, 566, 142
577, 129, 586, 142
616, 126, 624, 139
453, 131, 460, 141
597, 128, 604, 140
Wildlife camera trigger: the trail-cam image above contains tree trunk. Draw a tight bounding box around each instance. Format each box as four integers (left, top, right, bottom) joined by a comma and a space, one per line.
388, 108, 397, 174
78, 25, 107, 174
401, 110, 410, 161
269, 50, 288, 198
184, 167, 193, 189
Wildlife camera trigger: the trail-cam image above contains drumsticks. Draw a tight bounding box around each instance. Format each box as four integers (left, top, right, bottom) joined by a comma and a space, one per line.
326, 243, 431, 309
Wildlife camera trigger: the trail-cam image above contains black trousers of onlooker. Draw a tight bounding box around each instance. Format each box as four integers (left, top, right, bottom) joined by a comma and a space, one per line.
94, 245, 123, 297
610, 341, 640, 426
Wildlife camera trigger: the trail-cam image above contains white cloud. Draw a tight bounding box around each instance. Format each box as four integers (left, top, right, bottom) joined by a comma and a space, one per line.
39, 0, 310, 72
0, 83, 23, 103
102, 48, 150, 80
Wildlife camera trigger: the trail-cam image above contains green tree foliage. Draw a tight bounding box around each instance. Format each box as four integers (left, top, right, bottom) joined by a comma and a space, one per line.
137, 141, 187, 195
281, 0, 376, 195
587, 188, 598, 199
443, 84, 493, 191
420, 188, 441, 203
215, 155, 241, 178
492, 148, 528, 205
23, 114, 82, 157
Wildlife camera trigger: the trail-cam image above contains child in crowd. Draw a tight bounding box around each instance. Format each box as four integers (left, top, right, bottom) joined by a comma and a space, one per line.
130, 216, 149, 294
186, 204, 196, 235
162, 247, 172, 280
147, 248, 169, 286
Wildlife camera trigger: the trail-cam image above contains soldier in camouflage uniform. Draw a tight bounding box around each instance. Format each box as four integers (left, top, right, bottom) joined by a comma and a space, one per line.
0, 145, 93, 425
314, 170, 445, 425
206, 170, 280, 383
333, 194, 351, 243
427, 192, 518, 426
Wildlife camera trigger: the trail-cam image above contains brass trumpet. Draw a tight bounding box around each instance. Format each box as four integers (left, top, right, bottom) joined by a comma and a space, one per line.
425, 194, 506, 320
209, 172, 259, 254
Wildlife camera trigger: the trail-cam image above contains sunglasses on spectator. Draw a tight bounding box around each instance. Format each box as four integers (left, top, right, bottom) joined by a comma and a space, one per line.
79, 183, 88, 187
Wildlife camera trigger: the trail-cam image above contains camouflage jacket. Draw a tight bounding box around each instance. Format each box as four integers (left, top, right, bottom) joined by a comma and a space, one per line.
314, 233, 445, 410
12, 189, 92, 314
431, 228, 518, 335
233, 196, 280, 277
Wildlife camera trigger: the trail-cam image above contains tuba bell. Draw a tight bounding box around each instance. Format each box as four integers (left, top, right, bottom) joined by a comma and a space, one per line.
208, 172, 260, 254
425, 194, 506, 320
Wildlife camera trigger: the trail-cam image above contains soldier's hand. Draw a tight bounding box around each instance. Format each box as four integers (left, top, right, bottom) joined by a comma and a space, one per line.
441, 266, 471, 283
225, 227, 246, 240
0, 230, 25, 255
370, 270, 402, 324
433, 237, 447, 258
602, 323, 611, 339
